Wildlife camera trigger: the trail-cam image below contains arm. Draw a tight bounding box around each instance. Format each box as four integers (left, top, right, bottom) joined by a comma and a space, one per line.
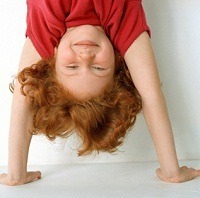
0, 38, 42, 186
124, 32, 200, 183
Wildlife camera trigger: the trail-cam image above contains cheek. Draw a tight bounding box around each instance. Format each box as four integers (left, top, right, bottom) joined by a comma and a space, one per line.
56, 36, 73, 59
55, 47, 75, 69
57, 46, 72, 59
106, 44, 115, 59
101, 47, 115, 64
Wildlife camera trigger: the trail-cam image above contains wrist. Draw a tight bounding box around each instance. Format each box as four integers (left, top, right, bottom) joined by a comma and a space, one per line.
156, 167, 181, 183
159, 167, 181, 179
7, 165, 27, 178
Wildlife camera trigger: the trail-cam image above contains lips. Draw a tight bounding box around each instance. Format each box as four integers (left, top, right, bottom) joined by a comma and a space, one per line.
75, 40, 98, 46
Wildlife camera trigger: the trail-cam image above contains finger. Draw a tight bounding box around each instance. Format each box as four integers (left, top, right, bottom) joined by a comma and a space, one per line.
188, 168, 200, 173
0, 173, 6, 178
189, 168, 200, 179
0, 174, 17, 186
181, 166, 188, 171
156, 168, 161, 174
26, 171, 42, 184
156, 168, 161, 177
156, 168, 165, 181
28, 171, 42, 181
0, 173, 7, 185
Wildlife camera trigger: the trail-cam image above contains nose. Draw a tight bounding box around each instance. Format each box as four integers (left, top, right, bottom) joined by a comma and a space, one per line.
78, 50, 95, 61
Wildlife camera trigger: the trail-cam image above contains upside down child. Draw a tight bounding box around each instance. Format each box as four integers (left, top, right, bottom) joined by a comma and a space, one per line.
0, 0, 200, 185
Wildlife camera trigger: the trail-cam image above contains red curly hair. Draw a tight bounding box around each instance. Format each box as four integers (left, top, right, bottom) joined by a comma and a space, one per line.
18, 53, 142, 156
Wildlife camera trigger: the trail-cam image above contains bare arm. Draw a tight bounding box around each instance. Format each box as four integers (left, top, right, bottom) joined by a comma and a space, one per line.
124, 32, 200, 183
0, 38, 42, 186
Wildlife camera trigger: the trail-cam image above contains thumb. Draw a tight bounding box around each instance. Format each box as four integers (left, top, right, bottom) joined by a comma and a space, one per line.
156, 168, 162, 177
27, 171, 42, 183
156, 168, 167, 182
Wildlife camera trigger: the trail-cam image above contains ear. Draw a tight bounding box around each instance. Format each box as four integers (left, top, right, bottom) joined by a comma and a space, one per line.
54, 47, 58, 55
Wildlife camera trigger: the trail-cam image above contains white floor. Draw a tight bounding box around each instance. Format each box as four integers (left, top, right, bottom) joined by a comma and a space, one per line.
0, 160, 199, 198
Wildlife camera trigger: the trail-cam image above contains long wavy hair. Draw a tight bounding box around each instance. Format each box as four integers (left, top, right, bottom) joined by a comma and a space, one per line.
18, 53, 142, 156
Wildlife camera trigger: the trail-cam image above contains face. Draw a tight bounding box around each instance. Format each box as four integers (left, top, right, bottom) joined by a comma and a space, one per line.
55, 25, 115, 99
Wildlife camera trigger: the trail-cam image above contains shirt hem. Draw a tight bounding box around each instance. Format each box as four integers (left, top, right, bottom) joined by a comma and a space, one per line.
26, 30, 51, 59
122, 27, 151, 58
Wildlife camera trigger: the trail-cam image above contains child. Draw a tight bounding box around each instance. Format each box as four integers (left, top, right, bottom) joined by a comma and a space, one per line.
0, 0, 199, 186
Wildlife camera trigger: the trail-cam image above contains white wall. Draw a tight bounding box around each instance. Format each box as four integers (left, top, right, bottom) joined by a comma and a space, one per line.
0, 0, 199, 166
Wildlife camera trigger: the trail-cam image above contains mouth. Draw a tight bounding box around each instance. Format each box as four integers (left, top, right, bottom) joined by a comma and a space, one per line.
75, 40, 98, 46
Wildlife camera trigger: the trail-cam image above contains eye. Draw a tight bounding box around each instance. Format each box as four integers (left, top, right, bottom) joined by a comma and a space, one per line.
92, 66, 105, 71
66, 65, 78, 69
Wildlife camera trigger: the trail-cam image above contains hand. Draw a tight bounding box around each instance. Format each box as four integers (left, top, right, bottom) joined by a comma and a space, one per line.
0, 171, 41, 186
156, 166, 200, 183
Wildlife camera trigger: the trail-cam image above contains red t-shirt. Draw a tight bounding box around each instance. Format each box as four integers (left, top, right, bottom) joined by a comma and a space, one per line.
26, 0, 151, 59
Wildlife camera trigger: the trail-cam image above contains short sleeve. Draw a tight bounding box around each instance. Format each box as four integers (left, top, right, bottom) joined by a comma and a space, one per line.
108, 0, 151, 58
26, 0, 67, 58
